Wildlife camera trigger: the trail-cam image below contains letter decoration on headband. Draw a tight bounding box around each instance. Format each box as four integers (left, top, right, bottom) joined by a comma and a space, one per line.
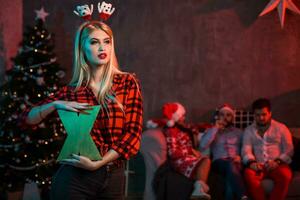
73, 4, 94, 20
73, 1, 115, 21
98, 1, 115, 21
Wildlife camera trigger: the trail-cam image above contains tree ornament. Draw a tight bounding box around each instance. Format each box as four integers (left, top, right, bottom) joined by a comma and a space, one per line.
35, 7, 49, 22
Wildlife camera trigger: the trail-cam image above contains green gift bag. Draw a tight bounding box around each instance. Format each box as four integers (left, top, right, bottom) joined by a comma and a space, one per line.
57, 105, 102, 161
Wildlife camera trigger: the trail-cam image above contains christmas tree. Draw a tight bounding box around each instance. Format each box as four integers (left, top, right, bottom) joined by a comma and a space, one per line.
0, 8, 66, 194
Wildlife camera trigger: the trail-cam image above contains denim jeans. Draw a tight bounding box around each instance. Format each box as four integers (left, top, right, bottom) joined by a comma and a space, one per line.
50, 164, 125, 200
212, 158, 246, 200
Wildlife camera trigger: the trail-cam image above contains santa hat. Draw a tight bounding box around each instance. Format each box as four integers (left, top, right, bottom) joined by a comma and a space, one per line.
218, 103, 235, 116
162, 102, 186, 127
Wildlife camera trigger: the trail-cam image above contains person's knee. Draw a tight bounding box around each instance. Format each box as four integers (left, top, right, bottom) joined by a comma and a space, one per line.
268, 166, 292, 187
201, 157, 211, 167
277, 170, 292, 183
244, 168, 260, 183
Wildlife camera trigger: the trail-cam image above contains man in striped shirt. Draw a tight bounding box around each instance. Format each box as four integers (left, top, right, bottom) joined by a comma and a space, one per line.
200, 104, 248, 200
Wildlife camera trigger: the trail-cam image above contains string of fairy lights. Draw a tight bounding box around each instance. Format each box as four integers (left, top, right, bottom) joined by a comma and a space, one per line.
0, 118, 66, 187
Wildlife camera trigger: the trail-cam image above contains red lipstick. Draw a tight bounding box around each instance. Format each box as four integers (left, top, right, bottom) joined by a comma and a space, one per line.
98, 53, 107, 59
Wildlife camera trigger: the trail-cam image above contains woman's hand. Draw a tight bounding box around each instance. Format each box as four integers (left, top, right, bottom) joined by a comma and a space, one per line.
53, 101, 92, 114
232, 155, 241, 163
192, 149, 201, 158
59, 154, 104, 171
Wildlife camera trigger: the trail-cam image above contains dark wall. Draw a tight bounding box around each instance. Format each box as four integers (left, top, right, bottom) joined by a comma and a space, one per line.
23, 0, 300, 127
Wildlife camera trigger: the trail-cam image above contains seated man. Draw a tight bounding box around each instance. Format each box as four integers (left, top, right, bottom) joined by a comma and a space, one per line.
242, 98, 294, 200
200, 104, 248, 200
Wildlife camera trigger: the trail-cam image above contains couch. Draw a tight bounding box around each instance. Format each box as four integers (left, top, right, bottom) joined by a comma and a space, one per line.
141, 122, 300, 200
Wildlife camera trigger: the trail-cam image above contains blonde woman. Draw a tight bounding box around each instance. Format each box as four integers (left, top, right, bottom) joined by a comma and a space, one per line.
21, 21, 143, 199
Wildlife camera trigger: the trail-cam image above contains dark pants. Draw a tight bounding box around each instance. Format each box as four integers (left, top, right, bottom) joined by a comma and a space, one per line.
153, 161, 194, 200
212, 158, 246, 200
50, 164, 125, 200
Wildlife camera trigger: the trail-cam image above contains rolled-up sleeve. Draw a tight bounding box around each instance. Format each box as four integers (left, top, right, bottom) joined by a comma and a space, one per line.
199, 127, 218, 151
111, 76, 143, 160
278, 125, 294, 164
18, 86, 67, 130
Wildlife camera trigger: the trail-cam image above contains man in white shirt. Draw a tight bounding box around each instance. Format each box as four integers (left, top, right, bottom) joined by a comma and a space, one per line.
242, 98, 294, 200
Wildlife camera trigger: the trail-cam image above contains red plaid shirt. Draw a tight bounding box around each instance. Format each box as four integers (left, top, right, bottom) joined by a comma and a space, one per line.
20, 73, 143, 161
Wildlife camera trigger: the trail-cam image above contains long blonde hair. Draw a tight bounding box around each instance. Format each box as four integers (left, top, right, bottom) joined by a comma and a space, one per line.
69, 21, 124, 109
